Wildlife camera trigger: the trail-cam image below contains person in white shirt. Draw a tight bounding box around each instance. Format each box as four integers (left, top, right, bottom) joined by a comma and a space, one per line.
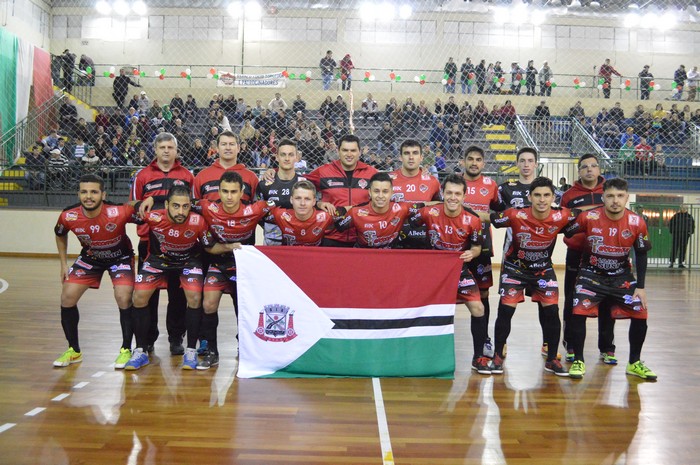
268, 93, 288, 113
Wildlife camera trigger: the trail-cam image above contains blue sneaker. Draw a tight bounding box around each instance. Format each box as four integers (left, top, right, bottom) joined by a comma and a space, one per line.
197, 339, 209, 355
182, 348, 198, 370
124, 348, 149, 371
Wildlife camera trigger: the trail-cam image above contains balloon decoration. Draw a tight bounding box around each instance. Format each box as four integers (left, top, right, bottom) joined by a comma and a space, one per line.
364, 71, 371, 79
300, 73, 307, 80
305, 77, 311, 83
389, 72, 396, 80
441, 79, 448, 85
414, 76, 420, 82
520, 79, 526, 86
281, 70, 289, 78
132, 68, 139, 76
420, 79, 425, 86
395, 75, 401, 82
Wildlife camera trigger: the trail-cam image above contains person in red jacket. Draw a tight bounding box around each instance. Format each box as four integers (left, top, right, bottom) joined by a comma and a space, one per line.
130, 132, 194, 355
598, 58, 622, 99
560, 154, 616, 365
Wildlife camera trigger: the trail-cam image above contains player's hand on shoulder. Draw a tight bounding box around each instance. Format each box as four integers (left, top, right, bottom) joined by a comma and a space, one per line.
318, 201, 337, 215
139, 197, 154, 217
262, 168, 276, 183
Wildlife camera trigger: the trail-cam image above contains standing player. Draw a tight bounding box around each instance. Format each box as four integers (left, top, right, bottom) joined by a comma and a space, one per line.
498, 147, 562, 359
256, 139, 305, 245
389, 139, 442, 249
54, 174, 140, 368
564, 178, 656, 380
461, 146, 502, 358
336, 172, 415, 248
410, 174, 490, 374
197, 171, 275, 369
489, 177, 576, 376
560, 154, 616, 364
131, 132, 194, 355
268, 180, 335, 246
125, 186, 211, 370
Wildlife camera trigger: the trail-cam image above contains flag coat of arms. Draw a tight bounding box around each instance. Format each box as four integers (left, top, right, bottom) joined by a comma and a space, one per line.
235, 246, 462, 378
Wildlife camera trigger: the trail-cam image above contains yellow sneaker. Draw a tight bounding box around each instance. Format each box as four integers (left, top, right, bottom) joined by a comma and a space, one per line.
114, 348, 131, 369
54, 347, 82, 367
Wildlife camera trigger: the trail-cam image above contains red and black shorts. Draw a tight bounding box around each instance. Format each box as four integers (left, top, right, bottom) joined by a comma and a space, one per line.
65, 255, 134, 289
134, 257, 205, 292
572, 270, 647, 320
498, 263, 559, 307
457, 265, 481, 303
204, 261, 237, 294
467, 254, 494, 291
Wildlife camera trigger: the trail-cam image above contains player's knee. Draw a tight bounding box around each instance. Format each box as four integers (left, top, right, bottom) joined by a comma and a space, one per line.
60, 293, 79, 307
132, 292, 149, 308
114, 289, 133, 309
468, 301, 485, 317
186, 292, 202, 309
203, 298, 219, 314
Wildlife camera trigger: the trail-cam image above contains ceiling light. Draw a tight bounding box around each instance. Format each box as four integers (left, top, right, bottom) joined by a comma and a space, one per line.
95, 0, 112, 15
624, 12, 640, 27
359, 2, 377, 21
531, 10, 547, 25
377, 2, 396, 21
227, 1, 242, 17
244, 0, 262, 20
399, 4, 413, 19
113, 0, 130, 15
132, 0, 147, 16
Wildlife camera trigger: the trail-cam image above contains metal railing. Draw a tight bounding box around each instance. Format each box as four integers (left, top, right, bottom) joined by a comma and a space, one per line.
571, 117, 611, 166
513, 116, 539, 153
691, 122, 700, 157
0, 94, 65, 167
517, 116, 572, 154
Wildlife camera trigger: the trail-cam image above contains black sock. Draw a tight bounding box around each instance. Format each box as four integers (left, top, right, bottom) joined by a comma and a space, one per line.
537, 301, 546, 344
202, 312, 219, 355
494, 302, 516, 358
61, 305, 80, 352
471, 315, 487, 358
119, 306, 134, 350
540, 304, 561, 361
629, 319, 648, 364
481, 296, 491, 337
133, 305, 150, 350
571, 314, 587, 362
186, 307, 203, 349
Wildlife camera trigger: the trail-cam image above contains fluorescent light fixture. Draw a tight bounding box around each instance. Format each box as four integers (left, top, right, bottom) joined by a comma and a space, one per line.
628, 2, 639, 9
359, 2, 377, 21
244, 0, 262, 20
640, 12, 656, 28
493, 7, 509, 24
531, 10, 547, 26
227, 1, 242, 17
95, 0, 112, 15
399, 4, 413, 19
377, 2, 396, 21
113, 0, 130, 15
657, 11, 677, 31
624, 12, 640, 27
132, 0, 147, 15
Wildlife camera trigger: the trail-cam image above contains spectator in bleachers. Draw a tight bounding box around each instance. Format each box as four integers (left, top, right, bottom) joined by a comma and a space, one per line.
292, 94, 307, 114
525, 60, 538, 96
127, 95, 140, 112
585, 118, 600, 141
269, 93, 288, 113
205, 126, 220, 149
255, 109, 273, 134
687, 66, 698, 102
460, 57, 474, 94
486, 62, 497, 94
475, 59, 487, 94
539, 61, 553, 97
638, 65, 653, 100
294, 111, 307, 130
433, 98, 443, 121
679, 104, 692, 122
422, 144, 435, 169
500, 100, 517, 128
320, 50, 336, 91
151, 111, 165, 129
533, 100, 551, 131
135, 115, 151, 141
361, 93, 379, 124
209, 93, 219, 109
145, 100, 161, 119
95, 109, 109, 129
429, 120, 450, 153
635, 137, 654, 174
249, 129, 266, 165
82, 146, 101, 169
112, 69, 141, 109
691, 109, 700, 125
55, 137, 69, 158
633, 104, 645, 119
402, 97, 418, 127
207, 140, 218, 161
133, 148, 149, 167
459, 100, 472, 117
459, 109, 475, 139
448, 123, 463, 159
559, 177, 572, 192
42, 129, 60, 152
170, 93, 185, 113
596, 107, 610, 124
72, 136, 88, 162
186, 138, 208, 167
333, 95, 348, 121
24, 145, 46, 189
239, 120, 256, 143
367, 152, 382, 169
247, 99, 261, 119
377, 122, 397, 156
217, 110, 231, 132
275, 111, 291, 137
184, 94, 198, 122
137, 92, 150, 113
222, 94, 236, 116
609, 102, 625, 127
305, 121, 321, 141
333, 120, 348, 145
510, 62, 525, 95
340, 54, 354, 90
320, 96, 334, 121
652, 103, 666, 119
385, 97, 399, 122
325, 139, 339, 162
443, 96, 459, 125
258, 146, 273, 168
444, 57, 458, 93
74, 117, 90, 143
662, 113, 685, 145
124, 107, 139, 128
294, 151, 308, 173
215, 94, 225, 108
47, 148, 68, 190
598, 58, 622, 99
619, 139, 637, 174
569, 101, 585, 120
669, 103, 680, 117
473, 100, 489, 125
653, 144, 669, 176
303, 132, 326, 168
620, 126, 641, 148
600, 119, 620, 149
672, 65, 687, 101
59, 100, 78, 131
234, 98, 248, 123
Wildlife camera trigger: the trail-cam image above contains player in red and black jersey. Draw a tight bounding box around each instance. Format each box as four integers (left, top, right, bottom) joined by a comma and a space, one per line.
126, 185, 211, 371
489, 177, 578, 377
131, 132, 194, 355
560, 154, 614, 363
410, 174, 491, 374
256, 139, 305, 245
335, 172, 416, 248
389, 139, 442, 249
268, 180, 335, 246
563, 178, 656, 380
461, 146, 502, 358
53, 174, 141, 369
197, 171, 274, 369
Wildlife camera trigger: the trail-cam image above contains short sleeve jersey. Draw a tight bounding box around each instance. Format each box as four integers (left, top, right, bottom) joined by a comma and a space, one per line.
389, 170, 442, 203
270, 207, 334, 246
55, 202, 139, 263
143, 209, 210, 266
564, 207, 652, 277
338, 202, 413, 248
560, 178, 604, 251
197, 199, 272, 245
413, 205, 483, 251
498, 180, 563, 209
256, 174, 304, 227
491, 207, 576, 270
193, 161, 260, 203
463, 174, 500, 255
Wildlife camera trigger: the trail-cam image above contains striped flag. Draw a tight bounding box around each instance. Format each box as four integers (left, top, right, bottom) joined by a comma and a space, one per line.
235, 246, 462, 378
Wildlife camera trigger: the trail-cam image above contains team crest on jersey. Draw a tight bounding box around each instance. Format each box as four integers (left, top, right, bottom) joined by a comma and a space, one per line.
517, 211, 528, 219
255, 304, 297, 342
391, 203, 402, 212
107, 207, 119, 218
74, 269, 86, 277
65, 211, 78, 221
457, 228, 467, 237
548, 226, 559, 234
282, 211, 292, 221
581, 299, 592, 308
484, 177, 493, 185
110, 263, 132, 272
105, 223, 117, 232
184, 230, 195, 238
629, 214, 639, 226
150, 212, 163, 222
189, 215, 200, 225
538, 279, 558, 288
358, 179, 368, 189
207, 276, 218, 284
621, 229, 633, 239
243, 206, 253, 215
357, 208, 370, 217
173, 179, 186, 186
208, 202, 220, 213
429, 207, 440, 217
587, 210, 600, 220
312, 227, 323, 235
480, 188, 489, 196
390, 217, 401, 226
419, 184, 429, 193
240, 218, 251, 226
316, 212, 326, 222
508, 288, 517, 296
183, 267, 203, 275
388, 173, 398, 180
77, 234, 92, 246
552, 212, 562, 221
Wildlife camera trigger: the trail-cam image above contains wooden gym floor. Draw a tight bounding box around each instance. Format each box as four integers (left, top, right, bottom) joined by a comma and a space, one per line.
0, 256, 699, 465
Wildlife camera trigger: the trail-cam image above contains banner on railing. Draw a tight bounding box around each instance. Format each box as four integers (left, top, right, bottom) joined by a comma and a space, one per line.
216, 71, 286, 88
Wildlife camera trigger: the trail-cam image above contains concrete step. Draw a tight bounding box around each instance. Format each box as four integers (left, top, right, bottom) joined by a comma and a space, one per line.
485, 133, 512, 141
495, 153, 517, 162
490, 143, 516, 151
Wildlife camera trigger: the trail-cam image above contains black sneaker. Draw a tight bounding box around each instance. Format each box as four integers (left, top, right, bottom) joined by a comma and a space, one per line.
145, 344, 155, 353
491, 354, 505, 374
170, 341, 184, 356
471, 356, 492, 375
544, 359, 569, 377
197, 352, 219, 370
